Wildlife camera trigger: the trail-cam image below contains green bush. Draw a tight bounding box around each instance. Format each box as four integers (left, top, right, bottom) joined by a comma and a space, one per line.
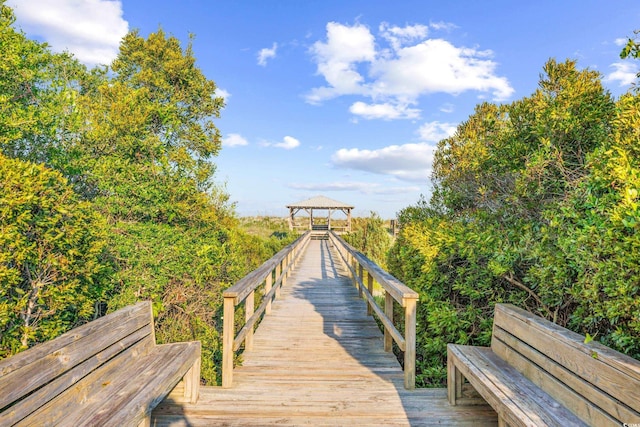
0, 154, 112, 357
390, 60, 640, 386
344, 212, 392, 269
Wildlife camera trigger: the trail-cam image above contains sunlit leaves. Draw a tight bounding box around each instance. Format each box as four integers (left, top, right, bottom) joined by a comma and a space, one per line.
344, 212, 392, 269
0, 155, 112, 357
391, 58, 640, 385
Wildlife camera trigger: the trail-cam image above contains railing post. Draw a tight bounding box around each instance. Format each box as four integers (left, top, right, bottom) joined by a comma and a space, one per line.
358, 264, 364, 298
367, 272, 374, 316
404, 297, 417, 390
292, 246, 296, 268
265, 270, 273, 315
384, 291, 393, 352
351, 256, 357, 288
222, 296, 235, 388
275, 262, 282, 298
245, 290, 254, 350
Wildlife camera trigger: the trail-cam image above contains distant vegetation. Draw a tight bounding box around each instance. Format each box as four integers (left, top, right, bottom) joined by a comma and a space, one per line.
343, 212, 394, 269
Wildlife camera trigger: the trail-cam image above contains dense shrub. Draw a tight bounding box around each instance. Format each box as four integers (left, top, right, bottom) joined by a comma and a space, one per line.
390, 60, 640, 386
0, 155, 112, 357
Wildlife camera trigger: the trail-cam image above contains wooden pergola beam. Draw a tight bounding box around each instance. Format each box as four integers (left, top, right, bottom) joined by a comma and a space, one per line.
286, 196, 354, 232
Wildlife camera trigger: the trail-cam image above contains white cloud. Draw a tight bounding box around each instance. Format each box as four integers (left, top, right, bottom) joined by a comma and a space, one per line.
418, 121, 457, 143
429, 21, 458, 32
615, 37, 628, 47
223, 133, 249, 147
307, 22, 376, 104
440, 103, 455, 113
379, 22, 428, 50
372, 185, 421, 195
288, 181, 421, 195
331, 143, 436, 182
289, 182, 377, 192
370, 39, 514, 101
605, 62, 639, 87
257, 43, 278, 66
215, 88, 231, 100
7, 0, 128, 66
264, 136, 300, 150
306, 22, 514, 110
349, 101, 420, 120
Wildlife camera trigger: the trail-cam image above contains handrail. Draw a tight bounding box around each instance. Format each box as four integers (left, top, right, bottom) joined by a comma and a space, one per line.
222, 231, 311, 387
328, 231, 418, 389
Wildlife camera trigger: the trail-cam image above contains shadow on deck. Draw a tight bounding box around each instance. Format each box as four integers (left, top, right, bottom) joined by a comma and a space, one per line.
151, 240, 497, 426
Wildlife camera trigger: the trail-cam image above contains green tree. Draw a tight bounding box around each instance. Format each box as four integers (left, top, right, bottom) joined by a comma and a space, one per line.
621, 30, 640, 60
78, 29, 225, 224
0, 5, 294, 386
620, 30, 640, 86
0, 1, 86, 172
344, 212, 392, 269
0, 154, 112, 357
390, 59, 638, 386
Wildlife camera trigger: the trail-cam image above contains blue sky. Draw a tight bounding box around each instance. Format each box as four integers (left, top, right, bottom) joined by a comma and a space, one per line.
7, 1, 640, 218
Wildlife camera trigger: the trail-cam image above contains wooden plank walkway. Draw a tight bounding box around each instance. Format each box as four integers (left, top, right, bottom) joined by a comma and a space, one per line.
151, 239, 498, 426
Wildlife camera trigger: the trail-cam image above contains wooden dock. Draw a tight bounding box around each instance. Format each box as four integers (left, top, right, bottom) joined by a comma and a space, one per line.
151, 239, 498, 426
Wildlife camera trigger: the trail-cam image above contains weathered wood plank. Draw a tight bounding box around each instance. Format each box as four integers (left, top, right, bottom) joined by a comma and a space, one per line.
1, 300, 201, 427
448, 344, 587, 427
23, 341, 200, 427
491, 332, 620, 427
0, 301, 153, 423
153, 240, 496, 426
75, 343, 201, 427
493, 303, 640, 419
0, 326, 150, 426
449, 303, 640, 427
0, 301, 151, 378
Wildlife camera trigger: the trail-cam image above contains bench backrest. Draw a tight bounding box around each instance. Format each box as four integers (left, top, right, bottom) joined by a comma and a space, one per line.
491, 303, 640, 426
0, 301, 155, 425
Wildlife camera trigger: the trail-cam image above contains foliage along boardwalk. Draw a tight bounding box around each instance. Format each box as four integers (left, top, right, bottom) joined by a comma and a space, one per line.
151, 239, 498, 426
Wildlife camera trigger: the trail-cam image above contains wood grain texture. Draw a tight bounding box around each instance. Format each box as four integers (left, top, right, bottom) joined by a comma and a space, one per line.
493, 303, 640, 422
448, 303, 640, 427
152, 240, 498, 426
0, 301, 201, 427
447, 345, 588, 427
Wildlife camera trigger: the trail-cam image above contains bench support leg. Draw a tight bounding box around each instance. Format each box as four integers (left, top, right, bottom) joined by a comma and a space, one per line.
183, 357, 201, 404
447, 350, 463, 405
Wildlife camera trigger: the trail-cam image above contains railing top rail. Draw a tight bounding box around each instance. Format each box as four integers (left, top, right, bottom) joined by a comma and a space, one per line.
223, 231, 311, 303
329, 231, 418, 304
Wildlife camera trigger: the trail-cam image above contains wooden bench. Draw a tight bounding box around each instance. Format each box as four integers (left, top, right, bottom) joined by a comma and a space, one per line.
0, 301, 201, 427
447, 303, 640, 427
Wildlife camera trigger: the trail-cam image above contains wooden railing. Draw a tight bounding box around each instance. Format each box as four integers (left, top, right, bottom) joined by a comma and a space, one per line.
328, 231, 419, 389
222, 231, 311, 387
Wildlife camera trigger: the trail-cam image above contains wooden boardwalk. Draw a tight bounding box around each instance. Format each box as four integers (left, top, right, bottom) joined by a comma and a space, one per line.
152, 239, 498, 426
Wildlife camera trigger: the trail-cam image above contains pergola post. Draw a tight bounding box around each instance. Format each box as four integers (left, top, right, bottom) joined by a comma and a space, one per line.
288, 207, 294, 231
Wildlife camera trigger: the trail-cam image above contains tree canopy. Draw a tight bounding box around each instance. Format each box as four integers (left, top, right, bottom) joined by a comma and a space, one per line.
0, 2, 294, 384
0, 154, 112, 357
390, 59, 640, 386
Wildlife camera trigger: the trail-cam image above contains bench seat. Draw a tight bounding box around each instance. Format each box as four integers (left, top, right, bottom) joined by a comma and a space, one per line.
448, 303, 640, 427
0, 301, 201, 427
448, 345, 586, 427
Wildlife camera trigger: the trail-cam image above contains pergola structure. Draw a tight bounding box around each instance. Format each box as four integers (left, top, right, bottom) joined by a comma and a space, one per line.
286, 195, 354, 233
